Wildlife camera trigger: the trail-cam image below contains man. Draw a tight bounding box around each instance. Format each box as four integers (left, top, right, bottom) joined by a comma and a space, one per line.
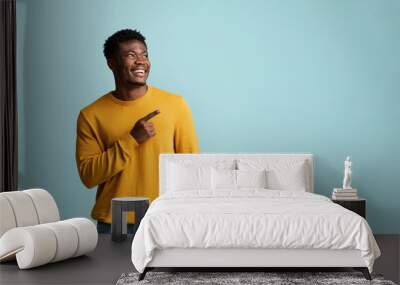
75, 29, 199, 233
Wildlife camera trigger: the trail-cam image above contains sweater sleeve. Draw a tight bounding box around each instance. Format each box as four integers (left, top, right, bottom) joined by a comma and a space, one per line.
75, 111, 139, 188
174, 97, 200, 153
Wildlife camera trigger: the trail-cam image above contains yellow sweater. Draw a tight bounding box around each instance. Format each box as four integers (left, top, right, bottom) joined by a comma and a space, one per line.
75, 86, 199, 223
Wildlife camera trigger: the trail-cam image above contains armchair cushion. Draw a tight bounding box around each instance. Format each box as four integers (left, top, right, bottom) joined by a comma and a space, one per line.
0, 218, 97, 269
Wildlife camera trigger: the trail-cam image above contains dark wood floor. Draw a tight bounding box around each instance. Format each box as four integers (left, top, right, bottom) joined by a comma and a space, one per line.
0, 234, 398, 285
374, 235, 400, 284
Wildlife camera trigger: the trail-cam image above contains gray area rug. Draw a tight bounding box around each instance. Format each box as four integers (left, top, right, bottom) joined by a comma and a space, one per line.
116, 271, 396, 285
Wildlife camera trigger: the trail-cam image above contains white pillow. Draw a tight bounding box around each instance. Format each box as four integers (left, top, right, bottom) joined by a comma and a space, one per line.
211, 168, 236, 190
211, 169, 268, 190
237, 159, 309, 191
237, 169, 267, 188
167, 162, 212, 191
267, 163, 307, 191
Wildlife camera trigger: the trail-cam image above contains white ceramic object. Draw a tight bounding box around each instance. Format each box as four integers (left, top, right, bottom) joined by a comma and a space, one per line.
343, 156, 352, 190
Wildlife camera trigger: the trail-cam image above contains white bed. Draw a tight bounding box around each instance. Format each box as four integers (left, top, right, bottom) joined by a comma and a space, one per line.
131, 154, 380, 280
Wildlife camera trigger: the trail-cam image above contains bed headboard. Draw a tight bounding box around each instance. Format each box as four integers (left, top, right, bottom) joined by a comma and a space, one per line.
159, 153, 314, 195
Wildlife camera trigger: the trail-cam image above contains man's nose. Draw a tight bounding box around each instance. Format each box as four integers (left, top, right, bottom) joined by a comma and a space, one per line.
135, 56, 147, 64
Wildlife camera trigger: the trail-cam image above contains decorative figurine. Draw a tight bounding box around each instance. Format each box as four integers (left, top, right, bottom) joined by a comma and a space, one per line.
342, 156, 352, 190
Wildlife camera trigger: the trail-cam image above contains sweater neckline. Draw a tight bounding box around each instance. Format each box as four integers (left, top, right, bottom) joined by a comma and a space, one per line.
107, 85, 152, 106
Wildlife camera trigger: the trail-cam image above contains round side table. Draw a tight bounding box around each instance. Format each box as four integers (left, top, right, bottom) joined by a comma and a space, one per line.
111, 197, 149, 242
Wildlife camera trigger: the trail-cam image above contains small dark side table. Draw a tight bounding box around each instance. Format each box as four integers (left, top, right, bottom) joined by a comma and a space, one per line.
111, 197, 149, 242
332, 197, 366, 218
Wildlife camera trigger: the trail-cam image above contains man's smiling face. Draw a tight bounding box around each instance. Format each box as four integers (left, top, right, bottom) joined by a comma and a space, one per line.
110, 40, 150, 86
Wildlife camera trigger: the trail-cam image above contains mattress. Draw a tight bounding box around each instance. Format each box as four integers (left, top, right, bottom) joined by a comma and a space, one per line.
131, 189, 380, 273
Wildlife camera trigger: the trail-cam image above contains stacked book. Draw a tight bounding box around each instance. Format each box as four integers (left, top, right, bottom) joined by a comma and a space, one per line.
332, 188, 358, 200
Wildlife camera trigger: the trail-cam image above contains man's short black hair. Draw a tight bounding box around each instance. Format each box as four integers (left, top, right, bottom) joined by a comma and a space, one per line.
103, 29, 147, 59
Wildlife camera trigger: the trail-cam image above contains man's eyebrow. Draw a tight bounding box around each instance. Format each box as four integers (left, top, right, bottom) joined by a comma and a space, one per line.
124, 50, 148, 54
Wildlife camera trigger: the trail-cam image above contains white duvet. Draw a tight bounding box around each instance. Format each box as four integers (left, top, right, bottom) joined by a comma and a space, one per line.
131, 189, 380, 273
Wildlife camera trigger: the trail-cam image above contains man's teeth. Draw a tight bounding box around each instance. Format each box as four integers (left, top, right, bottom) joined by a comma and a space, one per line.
133, 70, 145, 75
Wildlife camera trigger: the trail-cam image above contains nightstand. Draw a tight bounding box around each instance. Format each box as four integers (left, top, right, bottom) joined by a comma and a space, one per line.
332, 197, 366, 218
111, 197, 149, 242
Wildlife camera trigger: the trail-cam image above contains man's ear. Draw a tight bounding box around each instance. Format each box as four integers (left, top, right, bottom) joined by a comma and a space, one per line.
107, 58, 116, 71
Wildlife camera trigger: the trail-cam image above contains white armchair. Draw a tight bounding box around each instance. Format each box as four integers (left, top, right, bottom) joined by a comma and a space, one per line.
0, 189, 97, 269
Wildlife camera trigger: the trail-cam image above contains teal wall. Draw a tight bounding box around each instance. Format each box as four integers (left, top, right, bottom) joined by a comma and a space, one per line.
16, 0, 400, 233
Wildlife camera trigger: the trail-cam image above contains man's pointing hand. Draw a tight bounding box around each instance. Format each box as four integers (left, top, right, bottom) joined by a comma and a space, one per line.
130, 109, 160, 144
